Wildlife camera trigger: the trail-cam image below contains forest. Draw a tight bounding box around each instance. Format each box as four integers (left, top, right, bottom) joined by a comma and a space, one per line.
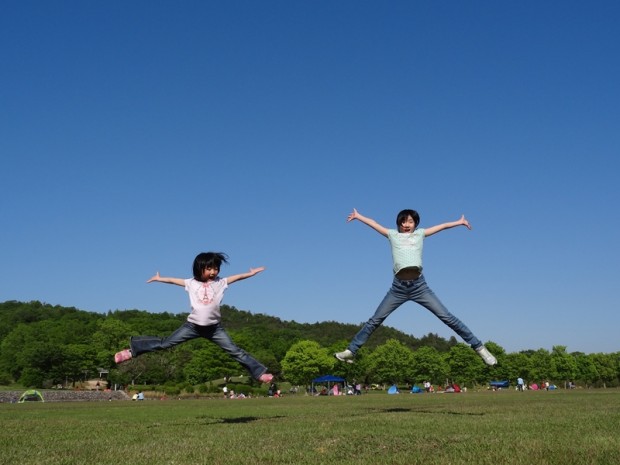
1, 300, 618, 391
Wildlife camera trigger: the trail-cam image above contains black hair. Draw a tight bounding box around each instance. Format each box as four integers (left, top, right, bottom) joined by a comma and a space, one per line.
396, 209, 420, 229
192, 252, 229, 281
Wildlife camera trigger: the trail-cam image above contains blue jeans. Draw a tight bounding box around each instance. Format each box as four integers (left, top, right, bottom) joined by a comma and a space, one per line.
130, 322, 268, 380
348, 274, 482, 353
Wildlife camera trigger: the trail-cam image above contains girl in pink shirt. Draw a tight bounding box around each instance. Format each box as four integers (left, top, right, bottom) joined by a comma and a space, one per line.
114, 252, 273, 384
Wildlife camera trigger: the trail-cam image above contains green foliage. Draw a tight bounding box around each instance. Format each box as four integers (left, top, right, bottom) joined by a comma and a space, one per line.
181, 382, 195, 394
446, 343, 488, 385
19, 367, 46, 388
182, 345, 241, 384
410, 345, 448, 384
281, 340, 335, 385
551, 345, 578, 382
1, 301, 619, 390
366, 339, 414, 384
0, 371, 12, 385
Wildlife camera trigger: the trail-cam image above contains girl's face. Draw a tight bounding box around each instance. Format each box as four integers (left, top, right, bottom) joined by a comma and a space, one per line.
202, 266, 220, 280
399, 215, 416, 233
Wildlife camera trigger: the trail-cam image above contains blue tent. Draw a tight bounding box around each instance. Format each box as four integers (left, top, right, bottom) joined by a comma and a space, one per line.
489, 380, 510, 389
313, 375, 345, 383
387, 384, 400, 394
311, 375, 346, 395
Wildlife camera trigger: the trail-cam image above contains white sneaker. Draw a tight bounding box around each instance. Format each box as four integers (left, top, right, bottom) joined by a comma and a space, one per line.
476, 346, 497, 366
334, 349, 355, 364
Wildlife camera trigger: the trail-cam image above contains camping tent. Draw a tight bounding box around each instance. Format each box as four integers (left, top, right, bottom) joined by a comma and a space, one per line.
444, 384, 461, 393
18, 389, 44, 403
311, 375, 346, 395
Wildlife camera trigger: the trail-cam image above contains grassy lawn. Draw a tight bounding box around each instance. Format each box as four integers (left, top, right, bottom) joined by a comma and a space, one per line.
1, 389, 619, 465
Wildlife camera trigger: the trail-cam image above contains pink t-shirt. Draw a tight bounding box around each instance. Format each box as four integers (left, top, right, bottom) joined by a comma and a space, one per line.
184, 277, 228, 326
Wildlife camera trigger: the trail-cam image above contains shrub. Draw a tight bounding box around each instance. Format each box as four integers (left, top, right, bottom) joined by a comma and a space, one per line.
0, 372, 13, 386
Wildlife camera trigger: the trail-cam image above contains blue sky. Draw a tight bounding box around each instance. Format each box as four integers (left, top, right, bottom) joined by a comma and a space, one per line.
2, 1, 619, 354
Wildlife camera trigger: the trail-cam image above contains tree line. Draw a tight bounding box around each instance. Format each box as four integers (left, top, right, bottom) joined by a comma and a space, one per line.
1, 300, 618, 390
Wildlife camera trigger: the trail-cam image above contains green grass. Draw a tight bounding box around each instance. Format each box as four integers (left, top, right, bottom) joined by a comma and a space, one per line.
1, 389, 619, 465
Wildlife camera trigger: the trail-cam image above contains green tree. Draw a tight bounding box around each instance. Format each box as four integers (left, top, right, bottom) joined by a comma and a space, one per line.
550, 345, 577, 387
410, 346, 448, 385
0, 321, 60, 383
182, 343, 242, 384
573, 352, 598, 387
446, 343, 486, 386
60, 343, 98, 386
281, 340, 334, 386
591, 353, 618, 387
91, 319, 136, 360
366, 339, 414, 385
501, 351, 533, 385
527, 349, 553, 384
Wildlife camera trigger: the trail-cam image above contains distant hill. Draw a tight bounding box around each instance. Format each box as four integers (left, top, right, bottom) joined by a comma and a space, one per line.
0, 300, 456, 354
219, 305, 458, 353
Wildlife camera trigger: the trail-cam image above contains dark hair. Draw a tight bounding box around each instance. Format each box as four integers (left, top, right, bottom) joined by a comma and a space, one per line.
396, 209, 420, 229
193, 252, 229, 281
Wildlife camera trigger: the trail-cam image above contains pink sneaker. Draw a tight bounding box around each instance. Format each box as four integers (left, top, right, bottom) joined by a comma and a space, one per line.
258, 373, 274, 384
114, 349, 133, 364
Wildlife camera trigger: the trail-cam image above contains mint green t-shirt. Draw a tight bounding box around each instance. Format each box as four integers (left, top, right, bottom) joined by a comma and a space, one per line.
387, 228, 425, 275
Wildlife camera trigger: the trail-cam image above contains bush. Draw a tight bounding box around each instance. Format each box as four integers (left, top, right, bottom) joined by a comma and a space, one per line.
164, 385, 181, 396
181, 382, 195, 394
198, 384, 210, 393
19, 368, 45, 388
0, 372, 13, 386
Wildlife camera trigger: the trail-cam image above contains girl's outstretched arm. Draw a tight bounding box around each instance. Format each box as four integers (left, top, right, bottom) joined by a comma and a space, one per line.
147, 272, 185, 286
226, 267, 265, 285
424, 215, 472, 237
347, 208, 389, 237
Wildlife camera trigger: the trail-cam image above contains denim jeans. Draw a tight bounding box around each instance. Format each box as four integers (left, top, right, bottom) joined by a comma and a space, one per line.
130, 322, 268, 380
348, 274, 482, 353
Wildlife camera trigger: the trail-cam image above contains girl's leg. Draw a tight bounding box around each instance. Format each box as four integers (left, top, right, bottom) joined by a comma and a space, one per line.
412, 276, 482, 348
130, 322, 199, 357
208, 324, 268, 380
347, 278, 408, 354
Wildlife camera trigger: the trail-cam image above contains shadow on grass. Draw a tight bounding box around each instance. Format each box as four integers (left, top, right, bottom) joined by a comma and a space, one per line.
149, 415, 286, 428
371, 407, 484, 416
195, 415, 286, 425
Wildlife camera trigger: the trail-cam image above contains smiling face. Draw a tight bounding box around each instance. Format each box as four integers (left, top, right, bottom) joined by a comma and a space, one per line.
395, 209, 420, 233
201, 266, 220, 281
398, 215, 416, 233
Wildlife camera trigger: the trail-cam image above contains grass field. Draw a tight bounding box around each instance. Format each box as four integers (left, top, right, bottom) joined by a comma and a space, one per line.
1, 389, 619, 465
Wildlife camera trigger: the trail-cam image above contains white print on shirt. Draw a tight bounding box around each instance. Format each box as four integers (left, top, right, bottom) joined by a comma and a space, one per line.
396, 234, 417, 248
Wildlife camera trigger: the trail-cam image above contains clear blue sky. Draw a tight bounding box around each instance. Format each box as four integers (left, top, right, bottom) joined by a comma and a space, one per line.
2, 1, 619, 354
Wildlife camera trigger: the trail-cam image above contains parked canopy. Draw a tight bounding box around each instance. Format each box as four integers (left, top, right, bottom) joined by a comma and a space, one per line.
311, 375, 346, 395
312, 375, 345, 383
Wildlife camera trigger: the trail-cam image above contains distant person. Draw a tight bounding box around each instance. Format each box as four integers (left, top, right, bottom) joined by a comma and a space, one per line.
114, 252, 274, 384
268, 382, 278, 397
335, 208, 497, 366
517, 377, 525, 391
